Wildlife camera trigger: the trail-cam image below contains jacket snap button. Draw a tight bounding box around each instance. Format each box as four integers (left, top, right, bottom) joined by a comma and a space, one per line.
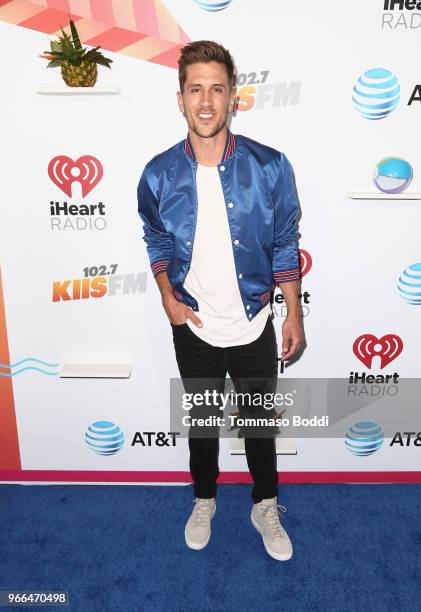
246, 305, 250, 310
220, 165, 225, 171
234, 239, 239, 245
228, 202, 234, 208
186, 241, 191, 246
238, 273, 243, 278
248, 314, 252, 319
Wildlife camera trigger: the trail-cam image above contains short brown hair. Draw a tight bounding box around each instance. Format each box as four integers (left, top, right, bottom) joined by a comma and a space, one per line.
178, 40, 235, 93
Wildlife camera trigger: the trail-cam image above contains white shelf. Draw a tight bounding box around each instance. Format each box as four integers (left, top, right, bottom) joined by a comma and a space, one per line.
36, 86, 120, 95
230, 437, 297, 455
346, 192, 421, 200
60, 363, 132, 378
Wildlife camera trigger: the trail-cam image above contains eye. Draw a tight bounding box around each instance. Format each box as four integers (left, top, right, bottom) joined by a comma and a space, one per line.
214, 88, 223, 93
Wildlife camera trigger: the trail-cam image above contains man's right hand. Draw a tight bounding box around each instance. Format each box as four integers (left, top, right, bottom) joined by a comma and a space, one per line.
162, 290, 203, 327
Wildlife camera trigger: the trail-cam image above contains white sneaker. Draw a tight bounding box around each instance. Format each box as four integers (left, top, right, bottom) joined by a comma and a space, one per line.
185, 497, 216, 550
251, 497, 293, 561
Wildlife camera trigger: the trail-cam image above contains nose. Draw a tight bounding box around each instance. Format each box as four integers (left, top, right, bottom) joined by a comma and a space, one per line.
200, 88, 211, 106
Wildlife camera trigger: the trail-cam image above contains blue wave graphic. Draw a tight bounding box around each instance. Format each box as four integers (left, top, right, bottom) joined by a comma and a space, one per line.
353, 85, 400, 100
352, 97, 400, 111
357, 74, 398, 89
85, 431, 125, 444
0, 357, 59, 377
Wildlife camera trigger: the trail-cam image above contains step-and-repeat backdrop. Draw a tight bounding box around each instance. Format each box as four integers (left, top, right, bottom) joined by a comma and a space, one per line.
1, 0, 420, 483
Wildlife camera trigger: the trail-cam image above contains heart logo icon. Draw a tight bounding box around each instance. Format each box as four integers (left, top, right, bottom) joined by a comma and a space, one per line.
48, 155, 103, 197
353, 333, 403, 369
299, 249, 312, 278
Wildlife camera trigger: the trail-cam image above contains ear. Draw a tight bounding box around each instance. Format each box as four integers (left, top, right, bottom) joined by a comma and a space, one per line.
176, 90, 184, 113
228, 87, 237, 112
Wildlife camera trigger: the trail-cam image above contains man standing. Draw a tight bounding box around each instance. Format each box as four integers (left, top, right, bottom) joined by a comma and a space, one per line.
137, 41, 303, 561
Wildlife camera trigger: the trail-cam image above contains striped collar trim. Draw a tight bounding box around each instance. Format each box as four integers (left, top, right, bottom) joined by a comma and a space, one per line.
184, 128, 236, 163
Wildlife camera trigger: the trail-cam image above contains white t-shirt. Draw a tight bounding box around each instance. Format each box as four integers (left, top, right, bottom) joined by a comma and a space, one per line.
183, 163, 271, 347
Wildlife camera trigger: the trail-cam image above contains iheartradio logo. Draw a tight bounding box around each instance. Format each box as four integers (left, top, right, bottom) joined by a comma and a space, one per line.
299, 249, 312, 278
353, 334, 403, 369
48, 155, 103, 197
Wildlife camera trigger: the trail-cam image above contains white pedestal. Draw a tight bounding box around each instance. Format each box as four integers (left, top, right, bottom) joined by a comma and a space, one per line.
345, 192, 421, 200
36, 86, 120, 95
60, 363, 132, 378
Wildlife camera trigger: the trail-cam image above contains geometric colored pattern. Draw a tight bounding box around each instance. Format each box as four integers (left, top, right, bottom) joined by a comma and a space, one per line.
0, 0, 191, 69
0, 266, 21, 470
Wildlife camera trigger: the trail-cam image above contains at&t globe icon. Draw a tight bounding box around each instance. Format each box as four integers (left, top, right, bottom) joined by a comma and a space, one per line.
353, 68, 400, 120
193, 0, 234, 11
345, 422, 384, 456
398, 263, 421, 305
85, 421, 125, 456
373, 158, 413, 194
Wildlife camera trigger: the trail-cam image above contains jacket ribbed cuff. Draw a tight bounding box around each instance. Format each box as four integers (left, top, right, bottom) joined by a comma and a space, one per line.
273, 268, 301, 285
151, 260, 169, 277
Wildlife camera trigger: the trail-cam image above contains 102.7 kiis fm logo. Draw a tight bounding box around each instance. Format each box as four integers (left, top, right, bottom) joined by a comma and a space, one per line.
52, 264, 146, 302
48, 155, 107, 231
234, 70, 301, 112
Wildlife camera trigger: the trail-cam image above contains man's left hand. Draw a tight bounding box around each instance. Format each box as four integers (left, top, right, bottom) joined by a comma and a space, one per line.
281, 314, 304, 361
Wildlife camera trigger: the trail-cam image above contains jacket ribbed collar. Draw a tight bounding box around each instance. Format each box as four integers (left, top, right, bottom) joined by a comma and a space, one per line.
184, 127, 236, 164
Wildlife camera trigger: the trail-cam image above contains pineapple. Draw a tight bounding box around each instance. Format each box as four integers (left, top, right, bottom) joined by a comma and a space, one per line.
61, 60, 97, 87
40, 20, 112, 87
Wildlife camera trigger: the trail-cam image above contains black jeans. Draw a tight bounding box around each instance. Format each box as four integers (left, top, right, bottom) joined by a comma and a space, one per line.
171, 314, 279, 504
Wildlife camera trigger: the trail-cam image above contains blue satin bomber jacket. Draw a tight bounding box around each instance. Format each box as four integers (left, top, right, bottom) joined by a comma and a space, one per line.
137, 128, 301, 322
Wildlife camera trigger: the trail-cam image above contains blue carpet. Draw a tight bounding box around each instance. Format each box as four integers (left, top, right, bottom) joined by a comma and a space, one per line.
1, 483, 420, 611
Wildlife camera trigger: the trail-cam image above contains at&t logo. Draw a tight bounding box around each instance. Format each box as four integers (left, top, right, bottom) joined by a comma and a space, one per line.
398, 263, 421, 305
352, 68, 400, 120
390, 432, 421, 446
345, 421, 384, 456
85, 421, 125, 456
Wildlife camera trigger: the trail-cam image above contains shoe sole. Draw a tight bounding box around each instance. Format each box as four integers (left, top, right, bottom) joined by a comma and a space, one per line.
251, 513, 293, 561
185, 505, 216, 550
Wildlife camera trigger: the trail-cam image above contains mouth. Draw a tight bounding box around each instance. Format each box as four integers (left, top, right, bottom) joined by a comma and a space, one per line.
198, 112, 214, 121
